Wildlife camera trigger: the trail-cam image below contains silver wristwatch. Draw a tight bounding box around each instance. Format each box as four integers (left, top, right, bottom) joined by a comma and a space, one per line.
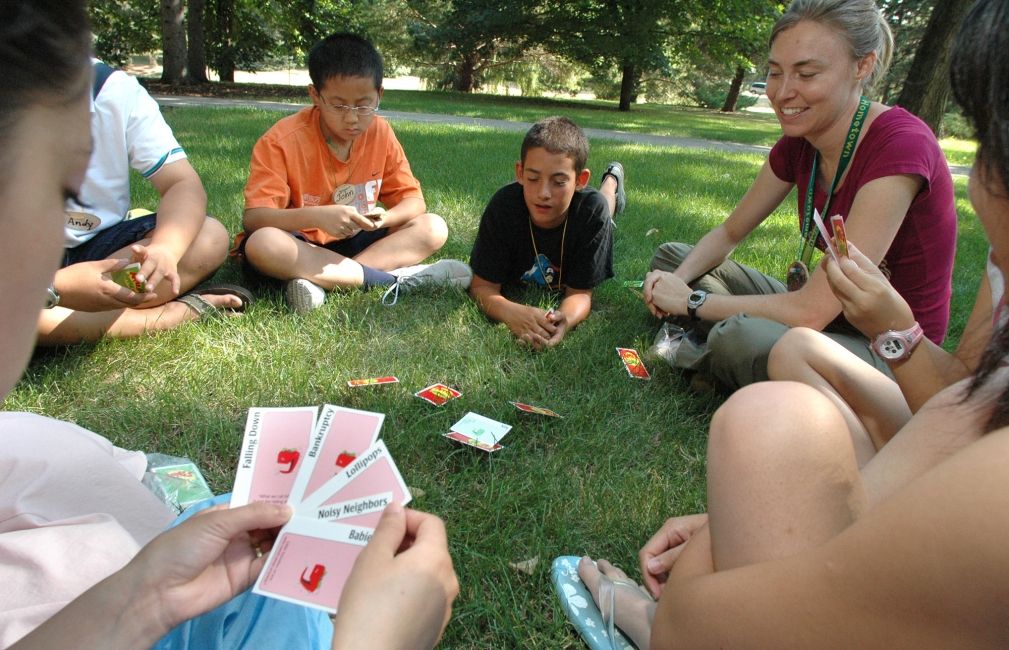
686, 289, 708, 321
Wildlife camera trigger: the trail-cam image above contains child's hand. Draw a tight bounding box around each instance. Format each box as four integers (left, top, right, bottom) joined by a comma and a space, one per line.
543, 309, 569, 348
824, 242, 914, 338
56, 259, 157, 311
318, 205, 373, 240
130, 243, 181, 296
506, 305, 558, 350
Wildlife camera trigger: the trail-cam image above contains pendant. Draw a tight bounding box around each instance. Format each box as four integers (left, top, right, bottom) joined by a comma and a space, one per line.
786, 260, 809, 292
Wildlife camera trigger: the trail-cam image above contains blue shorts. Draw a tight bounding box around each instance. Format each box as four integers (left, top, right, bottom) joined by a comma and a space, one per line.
63, 214, 158, 266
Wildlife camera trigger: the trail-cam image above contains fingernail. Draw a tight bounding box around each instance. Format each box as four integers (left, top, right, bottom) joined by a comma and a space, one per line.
387, 501, 403, 515
647, 557, 663, 573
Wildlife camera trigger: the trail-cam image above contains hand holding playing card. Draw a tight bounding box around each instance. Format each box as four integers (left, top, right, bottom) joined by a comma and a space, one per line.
824, 242, 915, 338
124, 502, 292, 637
129, 242, 181, 297
332, 503, 459, 650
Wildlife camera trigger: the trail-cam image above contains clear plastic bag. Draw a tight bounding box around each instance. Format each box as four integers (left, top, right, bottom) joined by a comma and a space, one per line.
142, 453, 215, 514
648, 321, 686, 367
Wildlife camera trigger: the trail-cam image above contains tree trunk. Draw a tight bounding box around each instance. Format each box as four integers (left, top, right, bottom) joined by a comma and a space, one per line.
721, 65, 746, 112
895, 0, 974, 135
185, 0, 208, 83
618, 63, 636, 112
454, 52, 478, 92
215, 0, 236, 83
161, 0, 186, 84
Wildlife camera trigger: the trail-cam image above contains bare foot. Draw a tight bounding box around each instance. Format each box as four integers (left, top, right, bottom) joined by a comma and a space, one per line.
172, 292, 245, 322
578, 556, 655, 649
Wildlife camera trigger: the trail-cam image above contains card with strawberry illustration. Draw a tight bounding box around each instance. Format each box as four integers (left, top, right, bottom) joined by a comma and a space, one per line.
443, 412, 512, 453
286, 404, 384, 506
616, 347, 651, 380
110, 262, 146, 293
415, 382, 462, 406
509, 401, 563, 418
230, 406, 319, 508
830, 214, 848, 257
252, 517, 374, 614
297, 439, 412, 528
347, 376, 399, 388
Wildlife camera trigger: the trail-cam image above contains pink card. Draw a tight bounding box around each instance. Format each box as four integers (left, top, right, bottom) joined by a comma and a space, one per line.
286, 404, 384, 506
252, 518, 373, 614
230, 407, 318, 508
297, 440, 411, 528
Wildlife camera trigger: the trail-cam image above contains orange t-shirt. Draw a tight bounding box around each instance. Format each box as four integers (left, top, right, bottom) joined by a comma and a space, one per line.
243, 106, 423, 245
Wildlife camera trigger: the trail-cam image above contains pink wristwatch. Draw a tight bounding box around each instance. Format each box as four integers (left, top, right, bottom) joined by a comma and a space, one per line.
871, 322, 924, 361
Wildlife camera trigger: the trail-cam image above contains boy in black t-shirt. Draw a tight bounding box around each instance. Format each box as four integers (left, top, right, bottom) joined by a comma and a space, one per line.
469, 116, 625, 349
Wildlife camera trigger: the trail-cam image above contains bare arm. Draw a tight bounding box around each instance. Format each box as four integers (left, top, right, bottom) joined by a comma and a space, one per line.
469, 274, 557, 348
650, 174, 922, 329
654, 425, 1009, 648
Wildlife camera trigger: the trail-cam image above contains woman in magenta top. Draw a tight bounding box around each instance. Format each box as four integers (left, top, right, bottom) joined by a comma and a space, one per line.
643, 0, 957, 392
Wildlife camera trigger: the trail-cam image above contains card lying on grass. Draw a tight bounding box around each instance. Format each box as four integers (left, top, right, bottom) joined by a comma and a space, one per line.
230, 407, 319, 507
443, 411, 512, 452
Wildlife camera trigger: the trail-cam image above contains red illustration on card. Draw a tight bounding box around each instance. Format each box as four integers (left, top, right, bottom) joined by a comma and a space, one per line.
335, 450, 357, 468
300, 564, 326, 592
277, 448, 301, 474
617, 347, 651, 380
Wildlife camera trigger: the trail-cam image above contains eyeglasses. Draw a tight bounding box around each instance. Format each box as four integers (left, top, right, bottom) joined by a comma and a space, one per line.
320, 97, 380, 117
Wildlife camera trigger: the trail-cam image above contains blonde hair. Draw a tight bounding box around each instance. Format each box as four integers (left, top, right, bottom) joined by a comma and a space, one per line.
770, 0, 894, 93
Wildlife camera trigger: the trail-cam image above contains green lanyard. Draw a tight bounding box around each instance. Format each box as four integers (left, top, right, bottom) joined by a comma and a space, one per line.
796, 96, 871, 267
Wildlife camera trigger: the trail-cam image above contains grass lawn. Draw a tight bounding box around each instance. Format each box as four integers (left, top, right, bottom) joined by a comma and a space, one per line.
6, 105, 986, 648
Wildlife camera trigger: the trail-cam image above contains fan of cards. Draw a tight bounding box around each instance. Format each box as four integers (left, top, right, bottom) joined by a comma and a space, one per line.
229, 405, 411, 614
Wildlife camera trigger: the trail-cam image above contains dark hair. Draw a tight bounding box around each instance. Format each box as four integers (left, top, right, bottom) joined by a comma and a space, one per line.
521, 116, 589, 173
307, 32, 383, 91
0, 1, 91, 144
770, 0, 894, 95
954, 0, 1009, 431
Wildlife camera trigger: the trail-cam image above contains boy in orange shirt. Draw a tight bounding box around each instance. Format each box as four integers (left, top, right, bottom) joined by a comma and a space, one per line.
238, 33, 470, 312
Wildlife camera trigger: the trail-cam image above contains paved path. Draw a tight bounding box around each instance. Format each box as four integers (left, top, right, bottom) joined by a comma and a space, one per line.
154, 94, 971, 176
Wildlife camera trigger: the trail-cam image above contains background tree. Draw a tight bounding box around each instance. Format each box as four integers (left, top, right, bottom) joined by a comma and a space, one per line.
895, 0, 974, 135
89, 0, 158, 67
186, 0, 209, 83
161, 0, 187, 83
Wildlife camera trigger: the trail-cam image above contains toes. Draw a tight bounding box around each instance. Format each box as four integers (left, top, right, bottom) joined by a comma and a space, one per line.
597, 558, 630, 582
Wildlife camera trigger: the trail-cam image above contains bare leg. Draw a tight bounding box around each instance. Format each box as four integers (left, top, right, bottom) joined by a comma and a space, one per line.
706, 381, 868, 569
599, 176, 617, 218
37, 217, 236, 343
768, 327, 911, 464
354, 212, 447, 270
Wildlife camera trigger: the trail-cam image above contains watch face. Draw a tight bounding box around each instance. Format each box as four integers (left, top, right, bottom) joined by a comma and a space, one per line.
687, 290, 706, 309
876, 334, 907, 360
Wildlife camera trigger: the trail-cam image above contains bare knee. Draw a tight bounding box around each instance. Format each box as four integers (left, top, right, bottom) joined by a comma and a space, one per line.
410, 212, 448, 251
767, 326, 822, 380
180, 217, 229, 271
243, 227, 298, 273
710, 381, 856, 477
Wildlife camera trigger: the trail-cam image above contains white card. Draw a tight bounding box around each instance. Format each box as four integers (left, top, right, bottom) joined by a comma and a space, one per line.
449, 412, 512, 448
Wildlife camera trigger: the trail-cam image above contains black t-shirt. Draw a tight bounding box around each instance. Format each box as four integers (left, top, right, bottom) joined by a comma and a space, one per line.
470, 182, 613, 291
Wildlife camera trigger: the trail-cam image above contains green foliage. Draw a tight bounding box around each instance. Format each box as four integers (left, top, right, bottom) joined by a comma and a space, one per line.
688, 77, 759, 110
88, 0, 159, 66
877, 0, 933, 102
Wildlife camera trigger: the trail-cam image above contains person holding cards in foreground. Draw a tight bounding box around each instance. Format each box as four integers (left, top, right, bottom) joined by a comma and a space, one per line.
469, 116, 624, 349
237, 32, 471, 313
0, 6, 457, 648
558, 3, 1009, 646
643, 0, 956, 393
37, 57, 249, 344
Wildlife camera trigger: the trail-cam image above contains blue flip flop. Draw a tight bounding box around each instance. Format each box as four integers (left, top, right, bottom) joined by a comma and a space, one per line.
551, 556, 636, 650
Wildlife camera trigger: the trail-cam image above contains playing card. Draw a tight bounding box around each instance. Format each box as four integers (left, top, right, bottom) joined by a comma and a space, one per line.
286, 404, 384, 506
622, 280, 645, 288
812, 209, 839, 262
415, 383, 462, 406
617, 347, 651, 380
510, 401, 563, 418
346, 376, 399, 388
111, 262, 145, 293
149, 462, 213, 511
252, 518, 374, 614
298, 439, 412, 527
830, 214, 848, 257
444, 412, 512, 452
230, 407, 319, 508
